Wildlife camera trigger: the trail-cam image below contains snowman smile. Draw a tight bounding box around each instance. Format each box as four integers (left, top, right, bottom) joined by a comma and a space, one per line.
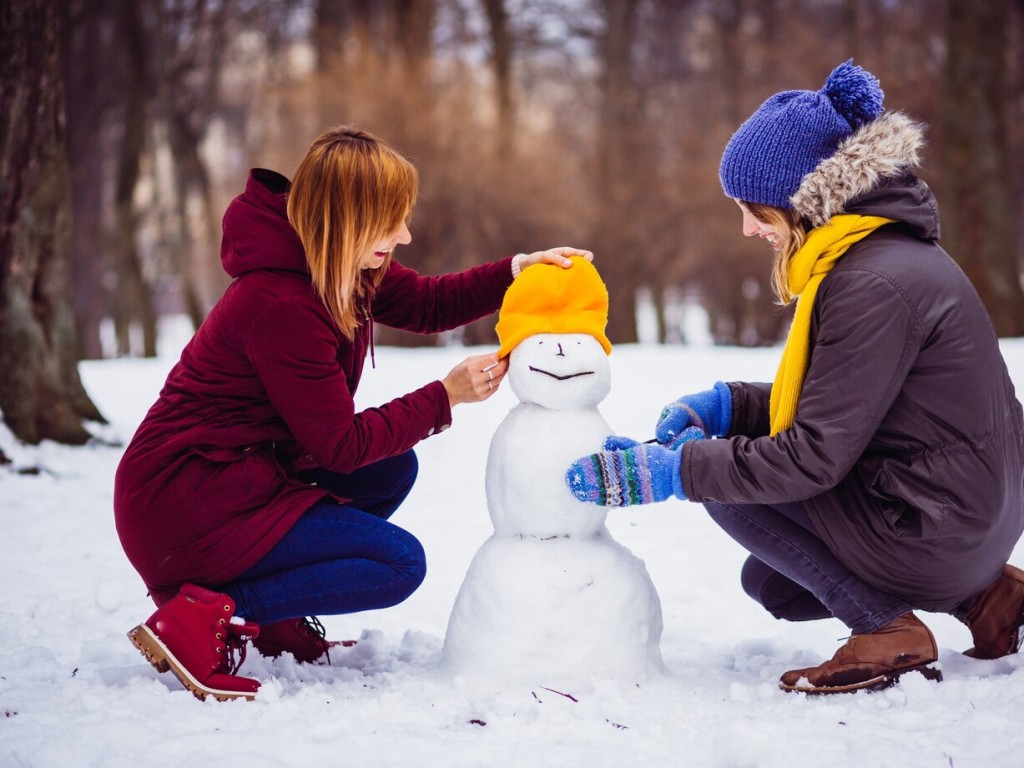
528, 366, 595, 381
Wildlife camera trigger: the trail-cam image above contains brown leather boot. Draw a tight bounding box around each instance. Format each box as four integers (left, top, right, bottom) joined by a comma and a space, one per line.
780, 612, 941, 694
964, 564, 1024, 659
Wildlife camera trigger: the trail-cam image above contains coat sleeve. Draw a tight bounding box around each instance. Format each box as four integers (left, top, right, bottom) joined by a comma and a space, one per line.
725, 381, 772, 438
683, 266, 921, 503
370, 257, 514, 334
245, 299, 452, 473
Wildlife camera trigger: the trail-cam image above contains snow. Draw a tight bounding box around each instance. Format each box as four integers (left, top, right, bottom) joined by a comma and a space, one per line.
3, 325, 1024, 768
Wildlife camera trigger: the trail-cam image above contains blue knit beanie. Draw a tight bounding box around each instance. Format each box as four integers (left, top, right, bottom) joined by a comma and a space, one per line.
719, 60, 885, 209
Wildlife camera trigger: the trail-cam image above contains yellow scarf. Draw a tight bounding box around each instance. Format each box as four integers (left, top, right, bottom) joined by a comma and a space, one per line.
769, 214, 894, 436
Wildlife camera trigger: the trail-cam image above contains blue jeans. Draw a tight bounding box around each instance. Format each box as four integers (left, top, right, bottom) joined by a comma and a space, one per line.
222, 451, 426, 625
703, 500, 914, 634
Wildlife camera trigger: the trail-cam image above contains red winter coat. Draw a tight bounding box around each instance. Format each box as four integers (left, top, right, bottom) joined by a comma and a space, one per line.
114, 169, 513, 605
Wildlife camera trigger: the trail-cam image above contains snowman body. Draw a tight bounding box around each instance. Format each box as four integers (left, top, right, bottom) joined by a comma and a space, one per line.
442, 333, 664, 686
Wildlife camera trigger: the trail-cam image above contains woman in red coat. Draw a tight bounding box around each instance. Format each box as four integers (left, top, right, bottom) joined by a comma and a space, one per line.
116, 125, 591, 701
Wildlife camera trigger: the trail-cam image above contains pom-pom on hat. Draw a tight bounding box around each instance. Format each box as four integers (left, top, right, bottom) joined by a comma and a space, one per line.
719, 60, 884, 209
496, 256, 612, 359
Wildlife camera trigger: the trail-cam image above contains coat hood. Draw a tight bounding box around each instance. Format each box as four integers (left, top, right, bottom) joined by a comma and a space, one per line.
791, 111, 935, 235
220, 169, 308, 278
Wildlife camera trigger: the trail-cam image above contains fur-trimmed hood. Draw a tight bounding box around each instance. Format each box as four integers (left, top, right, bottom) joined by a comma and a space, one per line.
790, 111, 927, 228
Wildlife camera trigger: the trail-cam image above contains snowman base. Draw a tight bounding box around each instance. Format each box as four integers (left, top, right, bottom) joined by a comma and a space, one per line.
442, 531, 665, 688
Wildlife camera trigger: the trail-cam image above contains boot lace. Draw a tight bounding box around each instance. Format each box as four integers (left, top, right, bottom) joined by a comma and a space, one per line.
299, 616, 332, 665
222, 622, 259, 674
301, 616, 328, 641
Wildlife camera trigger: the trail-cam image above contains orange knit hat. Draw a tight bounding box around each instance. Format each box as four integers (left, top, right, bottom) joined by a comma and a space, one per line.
495, 256, 612, 358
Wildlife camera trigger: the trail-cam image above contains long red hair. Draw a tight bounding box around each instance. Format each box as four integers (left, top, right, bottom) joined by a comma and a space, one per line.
287, 126, 419, 337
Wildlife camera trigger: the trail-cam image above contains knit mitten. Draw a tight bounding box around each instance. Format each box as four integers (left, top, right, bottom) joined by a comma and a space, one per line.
602, 435, 641, 451
566, 441, 690, 507
656, 381, 733, 447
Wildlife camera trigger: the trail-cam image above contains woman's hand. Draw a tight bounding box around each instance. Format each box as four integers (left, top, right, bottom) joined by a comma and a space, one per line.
442, 352, 509, 406
518, 246, 594, 271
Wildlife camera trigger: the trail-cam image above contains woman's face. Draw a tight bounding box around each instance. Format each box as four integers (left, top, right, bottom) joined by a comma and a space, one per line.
736, 201, 783, 254
361, 220, 412, 270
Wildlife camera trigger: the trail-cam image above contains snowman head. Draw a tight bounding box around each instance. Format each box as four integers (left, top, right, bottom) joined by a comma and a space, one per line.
508, 334, 610, 409
490, 259, 613, 538
496, 257, 612, 408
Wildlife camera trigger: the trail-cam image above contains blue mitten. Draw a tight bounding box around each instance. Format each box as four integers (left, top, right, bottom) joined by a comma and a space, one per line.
602, 435, 641, 451
566, 439, 698, 507
656, 381, 733, 447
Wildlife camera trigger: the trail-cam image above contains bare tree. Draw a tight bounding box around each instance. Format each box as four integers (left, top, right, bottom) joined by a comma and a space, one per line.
152, 0, 233, 330
61, 0, 115, 360
0, 0, 106, 445
127, 0, 1024, 351
107, 0, 159, 357
942, 0, 1024, 336
593, 0, 643, 343
482, 0, 515, 158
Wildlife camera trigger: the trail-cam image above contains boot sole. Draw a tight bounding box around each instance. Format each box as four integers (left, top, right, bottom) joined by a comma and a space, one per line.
127, 624, 258, 702
779, 662, 943, 695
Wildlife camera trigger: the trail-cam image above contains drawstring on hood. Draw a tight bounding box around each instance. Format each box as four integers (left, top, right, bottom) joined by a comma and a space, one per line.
364, 303, 376, 369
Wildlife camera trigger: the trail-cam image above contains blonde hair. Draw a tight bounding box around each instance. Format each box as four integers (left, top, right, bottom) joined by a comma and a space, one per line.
287, 126, 419, 338
743, 202, 808, 306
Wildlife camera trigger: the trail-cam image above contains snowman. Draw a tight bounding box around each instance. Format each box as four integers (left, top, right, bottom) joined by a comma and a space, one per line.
441, 257, 664, 688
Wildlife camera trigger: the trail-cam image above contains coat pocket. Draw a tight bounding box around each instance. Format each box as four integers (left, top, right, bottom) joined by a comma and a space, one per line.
192, 444, 260, 463
868, 466, 917, 536
869, 452, 961, 539
188, 443, 283, 504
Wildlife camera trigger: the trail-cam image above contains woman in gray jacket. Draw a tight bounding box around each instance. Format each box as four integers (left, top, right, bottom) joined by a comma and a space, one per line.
566, 61, 1024, 694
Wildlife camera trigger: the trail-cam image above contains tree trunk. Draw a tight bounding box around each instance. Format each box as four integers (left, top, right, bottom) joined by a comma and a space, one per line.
0, 0, 106, 445
155, 0, 231, 330
482, 0, 514, 160
942, 0, 1024, 336
594, 0, 641, 344
842, 0, 861, 62
369, 0, 439, 348
61, 0, 112, 360
111, 0, 157, 356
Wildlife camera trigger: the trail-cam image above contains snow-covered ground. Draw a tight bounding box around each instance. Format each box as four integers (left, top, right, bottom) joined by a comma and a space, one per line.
3, 325, 1023, 768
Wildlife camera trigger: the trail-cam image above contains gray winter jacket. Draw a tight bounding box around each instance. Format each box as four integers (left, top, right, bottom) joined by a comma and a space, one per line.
683, 113, 1024, 611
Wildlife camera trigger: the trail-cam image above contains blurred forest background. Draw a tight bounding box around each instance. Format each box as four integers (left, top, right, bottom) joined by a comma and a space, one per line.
2, 0, 1024, 446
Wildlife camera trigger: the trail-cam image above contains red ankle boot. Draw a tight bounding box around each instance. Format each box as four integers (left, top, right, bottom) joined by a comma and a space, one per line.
128, 583, 261, 701
251, 617, 354, 664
